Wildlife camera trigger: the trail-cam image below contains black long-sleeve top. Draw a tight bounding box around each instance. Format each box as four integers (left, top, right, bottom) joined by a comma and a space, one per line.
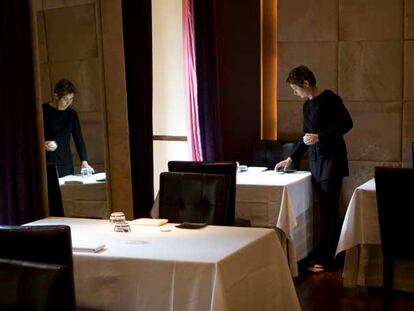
43, 103, 88, 177
290, 90, 353, 181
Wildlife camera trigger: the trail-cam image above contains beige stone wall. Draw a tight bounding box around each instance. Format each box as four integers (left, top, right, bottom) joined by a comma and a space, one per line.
277, 0, 413, 211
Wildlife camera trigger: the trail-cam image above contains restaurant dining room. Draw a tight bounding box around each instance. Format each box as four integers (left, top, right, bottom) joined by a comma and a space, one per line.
1, 0, 414, 310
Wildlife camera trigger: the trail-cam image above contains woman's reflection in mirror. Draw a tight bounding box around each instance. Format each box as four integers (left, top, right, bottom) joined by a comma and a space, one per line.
43, 79, 94, 177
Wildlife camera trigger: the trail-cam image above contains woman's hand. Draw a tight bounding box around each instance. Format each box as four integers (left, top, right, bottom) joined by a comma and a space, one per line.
81, 161, 95, 174
274, 157, 293, 171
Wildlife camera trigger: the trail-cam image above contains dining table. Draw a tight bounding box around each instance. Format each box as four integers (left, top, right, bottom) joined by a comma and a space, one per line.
59, 172, 109, 219
25, 217, 301, 311
336, 178, 414, 292
235, 169, 313, 276
152, 168, 313, 276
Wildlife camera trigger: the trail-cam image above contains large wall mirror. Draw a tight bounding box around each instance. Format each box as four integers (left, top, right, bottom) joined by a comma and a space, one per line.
36, 0, 110, 219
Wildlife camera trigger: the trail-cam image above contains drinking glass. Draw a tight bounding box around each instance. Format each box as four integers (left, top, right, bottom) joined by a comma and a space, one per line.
110, 212, 126, 224
110, 212, 130, 232
114, 222, 131, 232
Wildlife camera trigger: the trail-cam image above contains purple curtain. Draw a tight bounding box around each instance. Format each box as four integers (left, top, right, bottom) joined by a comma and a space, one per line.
193, 0, 223, 161
0, 0, 45, 224
183, 0, 203, 161
122, 0, 154, 218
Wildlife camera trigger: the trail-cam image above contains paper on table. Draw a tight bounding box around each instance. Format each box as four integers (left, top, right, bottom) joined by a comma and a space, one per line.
129, 218, 168, 226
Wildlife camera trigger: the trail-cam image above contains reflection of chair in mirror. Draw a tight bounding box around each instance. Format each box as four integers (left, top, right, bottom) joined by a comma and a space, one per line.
168, 161, 243, 226
158, 172, 230, 225
0, 225, 75, 310
251, 140, 299, 170
375, 167, 414, 310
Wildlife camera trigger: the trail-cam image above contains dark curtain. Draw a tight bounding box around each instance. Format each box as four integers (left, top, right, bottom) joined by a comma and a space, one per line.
122, 0, 154, 218
193, 0, 223, 161
0, 0, 45, 224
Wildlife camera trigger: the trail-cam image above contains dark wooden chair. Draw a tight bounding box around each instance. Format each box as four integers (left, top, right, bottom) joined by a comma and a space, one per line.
375, 166, 414, 310
0, 258, 73, 311
168, 161, 238, 226
0, 225, 75, 310
159, 172, 230, 225
251, 140, 300, 170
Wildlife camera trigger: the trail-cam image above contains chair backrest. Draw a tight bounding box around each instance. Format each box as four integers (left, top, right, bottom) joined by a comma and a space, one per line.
0, 258, 74, 311
375, 167, 414, 260
0, 225, 73, 266
159, 172, 230, 225
251, 140, 299, 170
168, 161, 237, 225
0, 225, 75, 308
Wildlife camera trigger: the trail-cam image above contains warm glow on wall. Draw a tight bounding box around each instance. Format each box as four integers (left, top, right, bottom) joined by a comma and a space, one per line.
261, 0, 277, 140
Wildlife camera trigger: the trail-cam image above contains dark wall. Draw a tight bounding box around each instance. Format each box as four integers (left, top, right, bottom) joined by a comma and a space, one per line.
215, 0, 261, 164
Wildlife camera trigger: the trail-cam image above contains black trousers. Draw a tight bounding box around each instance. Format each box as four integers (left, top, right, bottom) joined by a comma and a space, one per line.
46, 162, 64, 216
313, 177, 343, 266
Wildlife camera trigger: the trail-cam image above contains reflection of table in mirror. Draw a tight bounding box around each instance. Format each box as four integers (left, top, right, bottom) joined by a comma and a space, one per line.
59, 172, 109, 219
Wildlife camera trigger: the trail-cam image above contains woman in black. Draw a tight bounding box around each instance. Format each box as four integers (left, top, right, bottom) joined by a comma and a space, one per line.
275, 66, 353, 273
43, 79, 94, 177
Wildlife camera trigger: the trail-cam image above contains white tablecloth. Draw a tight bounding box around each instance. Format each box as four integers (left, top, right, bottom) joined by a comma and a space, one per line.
336, 178, 379, 254
26, 217, 301, 311
336, 178, 414, 292
59, 172, 107, 186
152, 169, 313, 276
236, 170, 313, 276
59, 173, 109, 219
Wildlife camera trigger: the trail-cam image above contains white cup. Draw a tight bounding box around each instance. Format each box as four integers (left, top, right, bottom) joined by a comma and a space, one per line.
46, 141, 58, 151
47, 141, 57, 148
303, 134, 311, 144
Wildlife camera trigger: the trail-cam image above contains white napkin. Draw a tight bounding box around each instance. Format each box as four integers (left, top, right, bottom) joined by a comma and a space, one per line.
73, 242, 106, 253
247, 166, 268, 172
129, 218, 168, 226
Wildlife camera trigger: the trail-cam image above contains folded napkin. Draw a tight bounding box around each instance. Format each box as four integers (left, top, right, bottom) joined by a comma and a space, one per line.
247, 166, 268, 172
73, 242, 106, 253
129, 218, 168, 226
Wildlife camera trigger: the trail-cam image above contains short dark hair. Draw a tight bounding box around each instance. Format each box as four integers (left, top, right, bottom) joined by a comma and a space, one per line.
286, 65, 316, 87
54, 79, 76, 99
